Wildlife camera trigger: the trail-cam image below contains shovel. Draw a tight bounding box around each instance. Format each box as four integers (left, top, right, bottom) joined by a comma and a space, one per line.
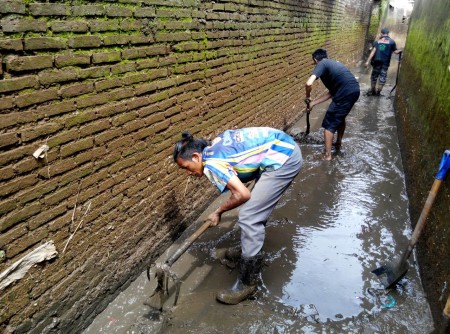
303, 98, 311, 137
372, 150, 450, 289
294, 99, 311, 142
388, 51, 402, 98
146, 219, 213, 310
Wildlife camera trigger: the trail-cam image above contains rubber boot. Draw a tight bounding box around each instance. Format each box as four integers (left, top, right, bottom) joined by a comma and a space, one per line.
376, 84, 384, 96
225, 245, 242, 262
216, 252, 264, 305
220, 245, 242, 269
366, 88, 376, 96
366, 83, 376, 96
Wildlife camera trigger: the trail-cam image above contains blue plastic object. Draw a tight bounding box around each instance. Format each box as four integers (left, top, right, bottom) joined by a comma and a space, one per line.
381, 295, 396, 309
436, 150, 450, 181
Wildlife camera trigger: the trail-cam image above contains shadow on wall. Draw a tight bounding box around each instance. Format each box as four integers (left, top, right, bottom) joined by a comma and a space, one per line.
161, 190, 188, 242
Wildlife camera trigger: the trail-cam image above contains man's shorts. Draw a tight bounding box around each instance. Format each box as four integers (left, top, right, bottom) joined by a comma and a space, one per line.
322, 91, 360, 133
371, 62, 390, 85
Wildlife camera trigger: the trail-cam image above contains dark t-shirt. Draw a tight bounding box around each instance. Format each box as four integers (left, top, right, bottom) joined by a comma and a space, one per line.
373, 36, 397, 66
312, 59, 360, 101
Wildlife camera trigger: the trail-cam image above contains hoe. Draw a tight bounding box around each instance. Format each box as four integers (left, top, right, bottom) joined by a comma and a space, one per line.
146, 219, 213, 310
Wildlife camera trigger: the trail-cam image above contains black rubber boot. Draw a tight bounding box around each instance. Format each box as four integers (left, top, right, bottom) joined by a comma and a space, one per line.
366, 88, 376, 96
216, 252, 264, 305
219, 245, 242, 269
225, 245, 242, 262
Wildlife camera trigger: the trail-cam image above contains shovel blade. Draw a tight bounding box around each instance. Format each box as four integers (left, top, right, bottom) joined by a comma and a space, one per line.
371, 262, 409, 289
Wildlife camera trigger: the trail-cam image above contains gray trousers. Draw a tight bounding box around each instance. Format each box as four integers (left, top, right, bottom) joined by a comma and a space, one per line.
239, 143, 302, 257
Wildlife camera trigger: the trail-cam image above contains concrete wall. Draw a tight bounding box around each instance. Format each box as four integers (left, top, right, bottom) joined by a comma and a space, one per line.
394, 0, 450, 327
0, 0, 371, 332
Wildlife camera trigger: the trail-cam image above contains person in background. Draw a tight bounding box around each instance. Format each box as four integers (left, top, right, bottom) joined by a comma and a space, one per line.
365, 27, 402, 96
305, 48, 360, 160
173, 127, 302, 305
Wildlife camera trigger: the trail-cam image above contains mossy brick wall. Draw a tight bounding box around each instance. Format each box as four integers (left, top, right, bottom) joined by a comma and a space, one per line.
364, 0, 383, 57
394, 0, 450, 326
0, 0, 371, 332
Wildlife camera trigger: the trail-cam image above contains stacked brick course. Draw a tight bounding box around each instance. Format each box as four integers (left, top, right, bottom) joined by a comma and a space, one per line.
0, 0, 371, 332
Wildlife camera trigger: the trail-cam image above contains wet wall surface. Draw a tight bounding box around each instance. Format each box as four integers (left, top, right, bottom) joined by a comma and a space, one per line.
394, 0, 450, 324
84, 68, 434, 333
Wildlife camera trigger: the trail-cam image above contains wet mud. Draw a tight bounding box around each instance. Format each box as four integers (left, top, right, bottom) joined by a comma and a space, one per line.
84, 67, 434, 333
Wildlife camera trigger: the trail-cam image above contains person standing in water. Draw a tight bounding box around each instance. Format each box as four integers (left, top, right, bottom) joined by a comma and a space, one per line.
173, 127, 302, 305
364, 27, 402, 96
305, 48, 360, 160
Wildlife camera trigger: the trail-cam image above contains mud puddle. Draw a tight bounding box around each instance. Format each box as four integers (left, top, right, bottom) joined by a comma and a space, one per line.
84, 66, 434, 333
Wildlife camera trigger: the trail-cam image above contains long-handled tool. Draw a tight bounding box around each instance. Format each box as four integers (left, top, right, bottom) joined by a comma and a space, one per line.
440, 293, 450, 334
294, 99, 311, 142
372, 150, 450, 289
303, 98, 311, 137
388, 51, 402, 98
146, 219, 213, 310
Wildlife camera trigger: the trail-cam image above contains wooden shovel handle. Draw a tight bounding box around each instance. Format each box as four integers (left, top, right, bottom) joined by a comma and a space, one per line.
166, 219, 213, 267
409, 150, 450, 247
444, 293, 450, 318
409, 179, 442, 247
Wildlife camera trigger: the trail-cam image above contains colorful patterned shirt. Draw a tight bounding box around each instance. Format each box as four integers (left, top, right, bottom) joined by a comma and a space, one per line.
202, 127, 296, 192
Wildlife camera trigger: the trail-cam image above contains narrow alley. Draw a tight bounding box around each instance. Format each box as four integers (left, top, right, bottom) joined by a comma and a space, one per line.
84, 65, 435, 333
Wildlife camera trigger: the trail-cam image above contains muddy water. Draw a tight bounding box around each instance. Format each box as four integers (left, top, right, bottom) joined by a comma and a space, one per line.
84, 69, 434, 333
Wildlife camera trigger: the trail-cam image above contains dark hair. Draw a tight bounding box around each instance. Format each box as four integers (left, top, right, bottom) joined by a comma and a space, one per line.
312, 48, 328, 61
173, 131, 210, 162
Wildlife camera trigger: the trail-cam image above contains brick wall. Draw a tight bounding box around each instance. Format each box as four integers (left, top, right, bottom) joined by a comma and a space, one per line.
0, 0, 371, 332
365, 0, 382, 57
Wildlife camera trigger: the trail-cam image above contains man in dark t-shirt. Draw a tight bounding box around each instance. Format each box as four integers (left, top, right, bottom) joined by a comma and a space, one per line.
305, 48, 360, 160
365, 28, 402, 96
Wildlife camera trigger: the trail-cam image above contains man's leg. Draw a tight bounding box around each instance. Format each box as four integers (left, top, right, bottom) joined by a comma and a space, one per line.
369, 64, 382, 95
217, 145, 302, 305
370, 80, 376, 94
238, 144, 302, 257
323, 129, 334, 160
322, 101, 339, 160
335, 120, 346, 151
376, 64, 389, 94
376, 84, 384, 95
322, 92, 360, 159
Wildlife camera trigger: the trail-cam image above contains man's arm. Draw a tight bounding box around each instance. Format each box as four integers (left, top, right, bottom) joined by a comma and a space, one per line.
305, 74, 331, 109
305, 74, 316, 100
207, 174, 251, 226
310, 91, 332, 109
365, 47, 376, 68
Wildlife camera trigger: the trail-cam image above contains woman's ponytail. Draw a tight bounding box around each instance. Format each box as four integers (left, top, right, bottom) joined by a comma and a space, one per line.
173, 131, 210, 162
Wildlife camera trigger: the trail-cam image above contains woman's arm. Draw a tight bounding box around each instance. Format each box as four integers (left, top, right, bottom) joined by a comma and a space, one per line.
207, 174, 251, 226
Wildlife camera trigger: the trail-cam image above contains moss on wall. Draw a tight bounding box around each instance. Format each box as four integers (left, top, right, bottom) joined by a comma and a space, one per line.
395, 0, 450, 327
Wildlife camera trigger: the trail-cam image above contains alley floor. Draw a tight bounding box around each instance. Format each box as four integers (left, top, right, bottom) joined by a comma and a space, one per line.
83, 64, 435, 333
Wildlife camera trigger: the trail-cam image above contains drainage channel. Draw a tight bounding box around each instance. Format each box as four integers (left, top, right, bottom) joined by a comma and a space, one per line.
84, 68, 434, 334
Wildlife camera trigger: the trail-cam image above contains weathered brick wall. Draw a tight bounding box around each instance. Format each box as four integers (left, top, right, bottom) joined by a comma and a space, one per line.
0, 0, 371, 332
364, 0, 382, 56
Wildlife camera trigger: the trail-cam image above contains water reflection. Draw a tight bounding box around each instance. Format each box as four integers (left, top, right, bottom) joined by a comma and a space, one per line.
266, 79, 432, 330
